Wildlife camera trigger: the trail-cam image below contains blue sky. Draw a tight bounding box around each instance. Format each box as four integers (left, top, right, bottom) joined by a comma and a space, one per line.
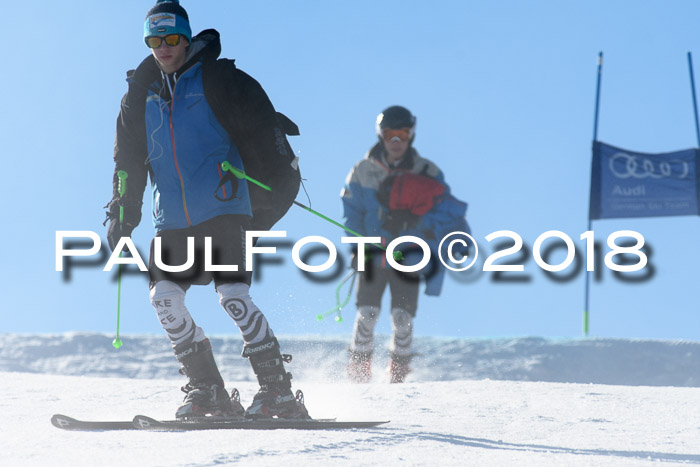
3, 1, 700, 341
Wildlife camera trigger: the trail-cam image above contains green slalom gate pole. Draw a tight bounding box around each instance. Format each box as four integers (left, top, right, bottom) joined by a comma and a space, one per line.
112, 170, 128, 349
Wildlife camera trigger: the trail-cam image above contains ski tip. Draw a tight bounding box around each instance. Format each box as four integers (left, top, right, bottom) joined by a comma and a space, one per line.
132, 415, 160, 429
51, 414, 138, 431
51, 414, 77, 429
345, 420, 390, 428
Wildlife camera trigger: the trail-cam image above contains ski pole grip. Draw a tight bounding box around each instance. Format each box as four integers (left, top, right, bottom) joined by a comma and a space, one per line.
221, 161, 246, 181
117, 170, 128, 224
221, 161, 236, 176
221, 161, 272, 191
117, 170, 128, 197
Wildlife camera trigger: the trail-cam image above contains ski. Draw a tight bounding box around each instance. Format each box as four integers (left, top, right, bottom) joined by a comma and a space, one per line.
133, 414, 389, 431
51, 413, 389, 431
51, 414, 137, 431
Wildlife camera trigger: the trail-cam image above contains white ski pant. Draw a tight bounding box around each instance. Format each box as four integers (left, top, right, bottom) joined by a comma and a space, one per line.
350, 305, 413, 357
149, 280, 274, 348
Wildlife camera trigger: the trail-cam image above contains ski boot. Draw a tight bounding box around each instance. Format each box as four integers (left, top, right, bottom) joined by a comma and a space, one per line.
347, 350, 372, 383
242, 337, 310, 419
174, 339, 244, 419
387, 353, 411, 384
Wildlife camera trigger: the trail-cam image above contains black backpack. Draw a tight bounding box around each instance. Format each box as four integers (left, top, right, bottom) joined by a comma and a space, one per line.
203, 58, 301, 231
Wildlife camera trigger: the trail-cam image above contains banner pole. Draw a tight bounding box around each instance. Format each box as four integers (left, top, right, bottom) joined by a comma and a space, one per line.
585, 52, 603, 337
583, 220, 592, 337
593, 52, 603, 142
688, 52, 700, 147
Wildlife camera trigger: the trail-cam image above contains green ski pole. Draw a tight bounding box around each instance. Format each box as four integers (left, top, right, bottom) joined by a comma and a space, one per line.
220, 161, 271, 191
220, 162, 402, 260
220, 161, 404, 325
316, 270, 357, 323
112, 170, 128, 350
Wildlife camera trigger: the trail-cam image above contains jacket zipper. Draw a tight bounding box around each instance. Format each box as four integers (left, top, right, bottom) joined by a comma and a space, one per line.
373, 158, 411, 269
372, 158, 392, 267
168, 79, 192, 226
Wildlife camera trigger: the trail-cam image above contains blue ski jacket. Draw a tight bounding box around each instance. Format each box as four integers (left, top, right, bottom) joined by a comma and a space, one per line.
144, 61, 250, 230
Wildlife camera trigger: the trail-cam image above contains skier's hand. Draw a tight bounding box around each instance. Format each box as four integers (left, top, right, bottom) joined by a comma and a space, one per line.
107, 219, 136, 252
104, 198, 142, 251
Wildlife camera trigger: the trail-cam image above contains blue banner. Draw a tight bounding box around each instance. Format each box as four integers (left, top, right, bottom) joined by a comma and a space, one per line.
589, 142, 700, 220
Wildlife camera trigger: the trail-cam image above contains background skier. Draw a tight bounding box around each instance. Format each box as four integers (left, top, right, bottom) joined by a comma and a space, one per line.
342, 105, 470, 383
105, 0, 307, 419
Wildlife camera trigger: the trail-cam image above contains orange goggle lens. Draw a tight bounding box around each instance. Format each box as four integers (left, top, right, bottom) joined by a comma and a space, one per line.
145, 34, 182, 49
381, 127, 411, 142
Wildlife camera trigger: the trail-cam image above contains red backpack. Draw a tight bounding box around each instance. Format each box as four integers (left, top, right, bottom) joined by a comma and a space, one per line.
376, 171, 446, 235
378, 172, 446, 216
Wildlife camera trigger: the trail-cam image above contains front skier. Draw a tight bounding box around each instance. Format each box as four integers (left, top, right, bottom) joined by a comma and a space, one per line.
105, 0, 307, 419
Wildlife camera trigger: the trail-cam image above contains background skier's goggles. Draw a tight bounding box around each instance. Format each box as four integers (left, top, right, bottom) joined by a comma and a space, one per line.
145, 34, 182, 49
381, 128, 412, 142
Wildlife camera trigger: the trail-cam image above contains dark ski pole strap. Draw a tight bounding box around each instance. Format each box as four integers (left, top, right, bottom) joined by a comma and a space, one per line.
214, 168, 239, 202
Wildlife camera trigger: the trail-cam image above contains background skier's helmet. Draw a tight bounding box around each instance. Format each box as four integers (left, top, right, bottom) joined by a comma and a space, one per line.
376, 105, 417, 143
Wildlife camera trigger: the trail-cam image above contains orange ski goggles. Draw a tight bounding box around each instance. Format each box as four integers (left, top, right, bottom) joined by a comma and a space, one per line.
381, 127, 412, 142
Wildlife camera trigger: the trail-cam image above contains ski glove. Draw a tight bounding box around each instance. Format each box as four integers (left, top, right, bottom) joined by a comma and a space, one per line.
104, 198, 142, 252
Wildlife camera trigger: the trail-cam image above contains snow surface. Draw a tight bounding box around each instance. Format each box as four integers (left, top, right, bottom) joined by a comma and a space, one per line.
2, 333, 700, 466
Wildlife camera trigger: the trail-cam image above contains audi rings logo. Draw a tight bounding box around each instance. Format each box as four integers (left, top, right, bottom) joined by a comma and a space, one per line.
609, 152, 689, 179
